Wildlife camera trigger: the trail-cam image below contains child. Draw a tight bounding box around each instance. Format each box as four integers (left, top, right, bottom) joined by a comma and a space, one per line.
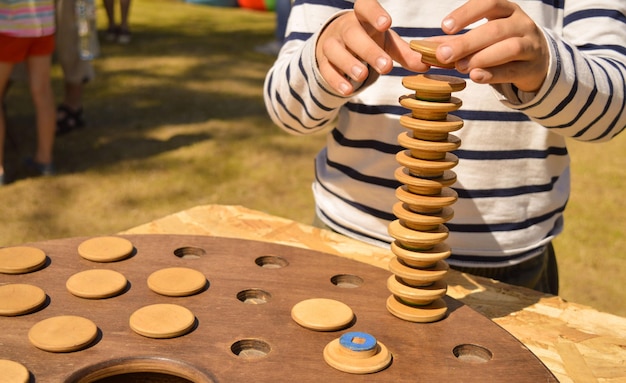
264, 0, 626, 293
0, 0, 57, 184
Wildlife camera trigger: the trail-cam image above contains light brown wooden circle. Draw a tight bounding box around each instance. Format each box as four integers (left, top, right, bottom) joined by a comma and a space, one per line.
395, 185, 458, 212
388, 257, 449, 287
28, 315, 98, 352
387, 275, 447, 306
66, 269, 127, 299
77, 236, 134, 262
388, 220, 449, 249
409, 40, 456, 69
291, 298, 354, 331
323, 337, 392, 374
129, 304, 196, 339
0, 359, 30, 383
392, 201, 454, 232
399, 114, 464, 141
390, 239, 451, 268
402, 73, 466, 96
397, 132, 462, 159
0, 283, 46, 316
0, 246, 46, 274
386, 295, 447, 323
147, 267, 206, 297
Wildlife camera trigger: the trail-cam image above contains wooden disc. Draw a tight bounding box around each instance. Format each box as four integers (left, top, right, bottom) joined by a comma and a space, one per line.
396, 150, 459, 177
66, 269, 127, 299
0, 359, 30, 383
147, 267, 207, 297
402, 73, 466, 100
129, 303, 196, 339
399, 114, 464, 141
0, 246, 46, 274
291, 298, 354, 331
387, 275, 447, 305
409, 40, 456, 69
0, 283, 46, 316
397, 132, 461, 158
28, 315, 98, 352
388, 257, 449, 286
388, 219, 449, 249
390, 240, 451, 268
77, 236, 134, 262
386, 295, 448, 323
399, 95, 462, 120
396, 185, 458, 212
323, 336, 392, 374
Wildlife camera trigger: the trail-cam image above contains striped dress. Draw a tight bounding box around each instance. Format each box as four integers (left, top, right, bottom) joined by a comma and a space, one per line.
264, 0, 626, 267
0, 0, 55, 37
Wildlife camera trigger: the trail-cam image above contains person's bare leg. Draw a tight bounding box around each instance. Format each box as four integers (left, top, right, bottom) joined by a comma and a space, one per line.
62, 81, 83, 111
26, 55, 55, 166
119, 0, 131, 30
103, 0, 116, 30
0, 62, 15, 179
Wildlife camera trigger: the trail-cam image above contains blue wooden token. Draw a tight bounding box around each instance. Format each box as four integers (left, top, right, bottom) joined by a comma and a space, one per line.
339, 332, 377, 352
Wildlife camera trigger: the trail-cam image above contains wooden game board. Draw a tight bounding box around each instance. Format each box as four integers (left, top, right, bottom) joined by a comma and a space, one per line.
0, 235, 557, 382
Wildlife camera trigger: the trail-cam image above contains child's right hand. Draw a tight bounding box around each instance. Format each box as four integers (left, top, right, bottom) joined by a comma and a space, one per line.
315, 0, 429, 96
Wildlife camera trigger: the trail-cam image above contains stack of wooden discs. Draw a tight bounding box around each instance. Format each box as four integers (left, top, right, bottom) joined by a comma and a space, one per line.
386, 41, 466, 323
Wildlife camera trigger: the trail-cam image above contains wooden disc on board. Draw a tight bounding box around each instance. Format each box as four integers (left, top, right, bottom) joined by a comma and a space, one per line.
129, 303, 196, 339
0, 359, 30, 383
323, 332, 392, 374
0, 284, 46, 316
291, 298, 354, 331
66, 269, 128, 299
147, 267, 207, 297
28, 315, 98, 353
0, 246, 46, 274
386, 295, 447, 323
77, 236, 134, 262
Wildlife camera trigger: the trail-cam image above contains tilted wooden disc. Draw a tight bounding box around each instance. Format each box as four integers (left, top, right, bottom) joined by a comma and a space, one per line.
387, 275, 447, 305
129, 304, 196, 339
388, 220, 449, 250
409, 40, 456, 69
386, 294, 448, 323
399, 95, 462, 120
28, 315, 98, 352
0, 283, 46, 316
399, 114, 464, 141
402, 73, 466, 101
66, 269, 128, 299
388, 257, 449, 286
397, 131, 461, 158
323, 337, 392, 374
0, 246, 46, 274
390, 240, 451, 268
396, 186, 458, 213
396, 150, 458, 179
147, 267, 207, 297
0, 359, 30, 383
77, 236, 134, 262
394, 167, 457, 196
291, 298, 354, 331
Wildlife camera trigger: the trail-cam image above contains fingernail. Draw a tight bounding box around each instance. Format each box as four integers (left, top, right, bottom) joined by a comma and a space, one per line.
351, 65, 363, 79
375, 56, 388, 72
438, 45, 453, 62
376, 15, 389, 28
338, 82, 351, 95
442, 17, 455, 31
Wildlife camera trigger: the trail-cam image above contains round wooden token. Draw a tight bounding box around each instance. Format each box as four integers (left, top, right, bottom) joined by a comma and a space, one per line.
77, 236, 134, 262
0, 246, 46, 274
66, 269, 127, 299
386, 295, 447, 323
323, 333, 392, 374
387, 275, 447, 305
0, 284, 46, 316
129, 303, 196, 339
409, 40, 456, 69
147, 267, 206, 297
291, 298, 354, 331
28, 315, 98, 352
388, 257, 449, 287
0, 359, 30, 383
402, 74, 466, 101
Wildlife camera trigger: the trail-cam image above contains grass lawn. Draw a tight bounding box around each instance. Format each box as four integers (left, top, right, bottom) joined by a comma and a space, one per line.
1, 0, 624, 317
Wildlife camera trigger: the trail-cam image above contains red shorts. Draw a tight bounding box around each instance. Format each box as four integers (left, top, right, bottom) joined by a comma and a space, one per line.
0, 34, 55, 63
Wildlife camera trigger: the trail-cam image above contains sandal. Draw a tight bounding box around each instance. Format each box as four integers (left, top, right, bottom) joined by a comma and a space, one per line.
56, 104, 85, 136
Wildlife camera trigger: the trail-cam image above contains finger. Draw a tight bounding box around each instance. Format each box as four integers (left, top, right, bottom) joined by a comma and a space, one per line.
441, 0, 517, 34
353, 0, 392, 35
322, 33, 371, 82
386, 32, 431, 73
468, 59, 547, 92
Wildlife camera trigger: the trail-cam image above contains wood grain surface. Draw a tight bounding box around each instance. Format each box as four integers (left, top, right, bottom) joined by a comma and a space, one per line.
1, 234, 555, 382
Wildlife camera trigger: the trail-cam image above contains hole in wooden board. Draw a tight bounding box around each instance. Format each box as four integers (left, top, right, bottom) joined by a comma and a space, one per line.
330, 274, 364, 288
254, 255, 289, 269
452, 344, 493, 363
237, 289, 271, 304
66, 356, 216, 383
173, 247, 206, 260
231, 339, 271, 359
